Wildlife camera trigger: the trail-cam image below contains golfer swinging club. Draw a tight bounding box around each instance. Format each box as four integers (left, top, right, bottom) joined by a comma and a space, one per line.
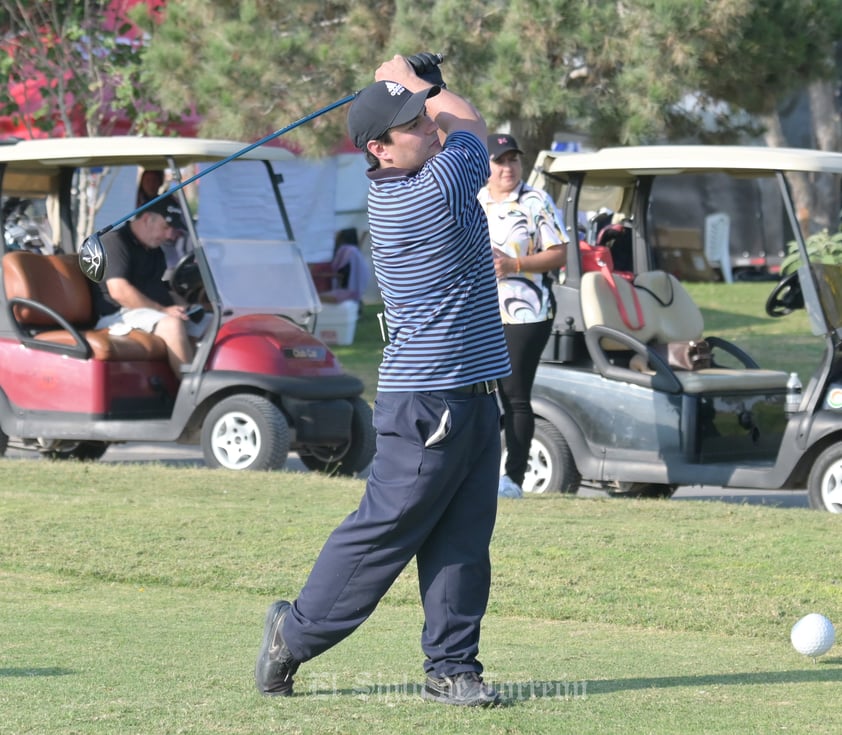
254, 52, 511, 707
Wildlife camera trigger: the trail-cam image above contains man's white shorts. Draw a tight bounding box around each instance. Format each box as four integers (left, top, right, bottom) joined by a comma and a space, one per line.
95, 307, 209, 339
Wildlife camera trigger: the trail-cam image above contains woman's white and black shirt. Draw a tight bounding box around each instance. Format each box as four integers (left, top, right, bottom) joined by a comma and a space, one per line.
478, 182, 567, 324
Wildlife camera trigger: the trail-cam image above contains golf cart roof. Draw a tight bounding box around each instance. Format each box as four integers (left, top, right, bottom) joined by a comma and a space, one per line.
0, 136, 296, 173
535, 145, 842, 186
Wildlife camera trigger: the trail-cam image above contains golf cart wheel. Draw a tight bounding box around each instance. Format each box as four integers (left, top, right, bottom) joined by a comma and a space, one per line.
0, 427, 7, 457
609, 482, 678, 498
506, 418, 580, 494
807, 443, 842, 512
298, 397, 375, 476
202, 394, 289, 471
44, 441, 109, 462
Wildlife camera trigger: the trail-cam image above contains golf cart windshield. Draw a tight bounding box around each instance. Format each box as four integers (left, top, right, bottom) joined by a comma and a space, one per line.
531, 146, 842, 333
193, 158, 320, 325
201, 238, 320, 323
0, 137, 322, 330
88, 160, 320, 328
97, 157, 321, 327
807, 262, 842, 331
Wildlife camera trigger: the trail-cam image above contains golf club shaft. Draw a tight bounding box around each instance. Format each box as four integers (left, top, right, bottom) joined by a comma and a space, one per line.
95, 53, 447, 237
97, 92, 358, 236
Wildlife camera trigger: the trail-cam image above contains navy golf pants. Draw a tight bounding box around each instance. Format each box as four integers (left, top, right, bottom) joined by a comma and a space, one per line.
282, 388, 501, 678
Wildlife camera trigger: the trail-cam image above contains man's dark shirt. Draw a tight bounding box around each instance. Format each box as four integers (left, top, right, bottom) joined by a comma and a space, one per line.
92, 222, 173, 318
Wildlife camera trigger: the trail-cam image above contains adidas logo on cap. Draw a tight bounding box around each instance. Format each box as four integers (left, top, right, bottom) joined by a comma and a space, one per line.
385, 81, 407, 97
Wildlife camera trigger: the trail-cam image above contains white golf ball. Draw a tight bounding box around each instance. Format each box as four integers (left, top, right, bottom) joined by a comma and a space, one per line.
791, 613, 835, 658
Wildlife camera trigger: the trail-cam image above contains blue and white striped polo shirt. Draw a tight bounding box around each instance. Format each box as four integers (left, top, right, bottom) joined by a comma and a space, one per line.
367, 131, 511, 392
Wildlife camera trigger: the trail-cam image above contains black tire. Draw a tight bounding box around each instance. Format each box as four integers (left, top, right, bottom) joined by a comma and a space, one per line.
0, 427, 7, 457
807, 443, 842, 512
43, 441, 109, 462
610, 482, 678, 498
509, 418, 580, 494
201, 395, 289, 471
298, 397, 376, 476
56, 442, 108, 462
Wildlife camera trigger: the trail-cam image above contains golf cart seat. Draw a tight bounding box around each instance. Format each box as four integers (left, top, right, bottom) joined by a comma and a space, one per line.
581, 269, 789, 394
2, 250, 168, 362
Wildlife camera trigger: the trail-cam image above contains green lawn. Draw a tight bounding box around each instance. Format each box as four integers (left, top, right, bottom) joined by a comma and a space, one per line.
689, 281, 824, 378
2, 462, 842, 734
2, 281, 839, 734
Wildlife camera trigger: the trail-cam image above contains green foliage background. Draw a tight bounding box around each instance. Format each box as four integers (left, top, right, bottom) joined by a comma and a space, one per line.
3, 1, 842, 173
137, 0, 842, 162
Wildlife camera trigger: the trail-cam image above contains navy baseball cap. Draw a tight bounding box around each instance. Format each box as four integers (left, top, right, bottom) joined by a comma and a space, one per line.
348, 80, 440, 150
145, 195, 188, 231
487, 133, 523, 160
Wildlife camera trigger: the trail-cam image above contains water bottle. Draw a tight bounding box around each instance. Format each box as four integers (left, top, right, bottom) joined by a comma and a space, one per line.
786, 372, 803, 414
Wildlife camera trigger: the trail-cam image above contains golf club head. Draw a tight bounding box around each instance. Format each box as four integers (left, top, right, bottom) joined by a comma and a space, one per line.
79, 233, 106, 283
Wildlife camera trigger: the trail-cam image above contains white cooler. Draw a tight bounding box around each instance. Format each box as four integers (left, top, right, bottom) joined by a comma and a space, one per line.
315, 301, 358, 345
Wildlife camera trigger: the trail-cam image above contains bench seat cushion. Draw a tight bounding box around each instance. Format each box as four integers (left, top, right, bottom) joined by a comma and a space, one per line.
673, 367, 788, 394
33, 327, 169, 361
582, 269, 789, 394
3, 251, 168, 362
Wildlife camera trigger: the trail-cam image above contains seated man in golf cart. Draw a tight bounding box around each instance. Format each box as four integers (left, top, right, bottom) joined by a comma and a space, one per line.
91, 195, 206, 375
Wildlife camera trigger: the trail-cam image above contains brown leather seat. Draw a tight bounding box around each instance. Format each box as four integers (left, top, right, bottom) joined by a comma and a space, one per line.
3, 251, 168, 361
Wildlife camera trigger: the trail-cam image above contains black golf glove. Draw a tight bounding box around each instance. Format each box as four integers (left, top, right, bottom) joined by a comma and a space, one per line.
406, 52, 446, 89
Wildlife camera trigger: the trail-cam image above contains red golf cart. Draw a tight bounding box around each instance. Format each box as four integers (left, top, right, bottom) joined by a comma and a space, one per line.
0, 136, 375, 474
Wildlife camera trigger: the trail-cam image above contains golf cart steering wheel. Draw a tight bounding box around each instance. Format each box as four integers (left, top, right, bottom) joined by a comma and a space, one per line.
765, 272, 804, 317
169, 251, 203, 302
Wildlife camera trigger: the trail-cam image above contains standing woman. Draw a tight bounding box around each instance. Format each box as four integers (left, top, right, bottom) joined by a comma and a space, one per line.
478, 134, 568, 498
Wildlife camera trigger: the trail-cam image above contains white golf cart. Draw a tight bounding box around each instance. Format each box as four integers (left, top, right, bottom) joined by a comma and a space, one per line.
521, 145, 842, 511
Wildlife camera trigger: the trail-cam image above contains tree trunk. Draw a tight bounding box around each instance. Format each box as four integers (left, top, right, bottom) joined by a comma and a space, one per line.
764, 79, 841, 236
509, 118, 569, 180
808, 79, 841, 232
763, 112, 814, 235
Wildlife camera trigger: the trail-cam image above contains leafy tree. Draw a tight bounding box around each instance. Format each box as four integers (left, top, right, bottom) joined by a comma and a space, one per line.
5, 2, 841, 227
143, 2, 841, 156
0, 0, 188, 137
0, 1, 198, 239
139, 0, 364, 153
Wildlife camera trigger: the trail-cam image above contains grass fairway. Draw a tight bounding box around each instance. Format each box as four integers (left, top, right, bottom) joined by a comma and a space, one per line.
2, 461, 842, 734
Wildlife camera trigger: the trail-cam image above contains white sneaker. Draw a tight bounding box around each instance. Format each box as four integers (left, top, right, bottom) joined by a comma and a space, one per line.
498, 475, 523, 499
